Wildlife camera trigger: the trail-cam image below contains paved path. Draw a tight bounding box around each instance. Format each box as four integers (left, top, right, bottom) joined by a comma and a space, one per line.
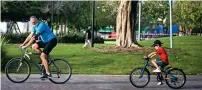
1, 74, 202, 90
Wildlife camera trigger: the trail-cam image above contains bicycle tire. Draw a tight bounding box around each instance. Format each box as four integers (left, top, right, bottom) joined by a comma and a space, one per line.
49, 59, 72, 84
129, 68, 150, 88
165, 68, 186, 89
5, 57, 31, 83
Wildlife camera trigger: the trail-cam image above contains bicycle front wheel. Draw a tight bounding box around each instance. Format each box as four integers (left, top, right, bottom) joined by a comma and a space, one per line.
165, 68, 186, 89
5, 57, 31, 83
129, 68, 150, 88
49, 59, 72, 84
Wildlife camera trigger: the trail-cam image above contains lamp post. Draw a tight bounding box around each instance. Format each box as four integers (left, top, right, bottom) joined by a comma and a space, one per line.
91, 1, 95, 47
169, 0, 173, 48
138, 1, 142, 42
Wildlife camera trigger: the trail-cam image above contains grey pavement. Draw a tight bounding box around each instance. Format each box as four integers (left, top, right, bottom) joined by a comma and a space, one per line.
1, 74, 202, 90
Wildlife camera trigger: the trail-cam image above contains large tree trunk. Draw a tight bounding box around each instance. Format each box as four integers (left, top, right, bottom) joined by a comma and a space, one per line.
116, 1, 141, 48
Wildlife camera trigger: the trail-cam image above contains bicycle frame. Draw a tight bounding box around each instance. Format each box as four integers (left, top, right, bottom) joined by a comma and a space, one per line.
139, 59, 151, 78
20, 48, 59, 75
139, 58, 177, 81
139, 58, 165, 78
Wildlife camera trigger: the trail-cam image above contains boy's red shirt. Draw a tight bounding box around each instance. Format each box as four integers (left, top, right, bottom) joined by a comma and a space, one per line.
156, 47, 168, 64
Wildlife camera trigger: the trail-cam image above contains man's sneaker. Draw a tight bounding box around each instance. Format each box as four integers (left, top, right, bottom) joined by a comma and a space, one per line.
40, 73, 52, 80
153, 68, 161, 72
157, 82, 163, 85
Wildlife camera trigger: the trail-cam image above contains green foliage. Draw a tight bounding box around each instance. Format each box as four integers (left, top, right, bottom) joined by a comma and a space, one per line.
104, 39, 116, 41
1, 1, 47, 21
2, 33, 104, 44
140, 1, 202, 32
141, 1, 170, 29
3, 1, 201, 33
1, 1, 119, 31
57, 33, 104, 43
95, 1, 120, 27
2, 33, 29, 43
1, 36, 10, 70
173, 1, 202, 30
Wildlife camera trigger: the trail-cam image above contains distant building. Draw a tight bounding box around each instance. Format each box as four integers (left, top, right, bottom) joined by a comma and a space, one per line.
97, 26, 115, 39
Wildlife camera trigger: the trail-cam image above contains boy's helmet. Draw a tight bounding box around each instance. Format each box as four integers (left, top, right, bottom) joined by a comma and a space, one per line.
151, 40, 163, 47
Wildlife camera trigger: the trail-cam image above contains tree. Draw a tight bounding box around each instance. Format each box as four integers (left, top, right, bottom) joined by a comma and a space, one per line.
1, 1, 48, 21
173, 1, 202, 35
141, 1, 169, 29
95, 1, 119, 27
116, 1, 141, 48
1, 1, 121, 34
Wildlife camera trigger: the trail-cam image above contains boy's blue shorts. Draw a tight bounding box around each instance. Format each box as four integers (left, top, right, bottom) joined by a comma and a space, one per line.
156, 58, 168, 68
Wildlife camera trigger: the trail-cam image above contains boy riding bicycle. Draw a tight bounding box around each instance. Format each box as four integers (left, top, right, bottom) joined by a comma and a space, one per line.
145, 40, 168, 85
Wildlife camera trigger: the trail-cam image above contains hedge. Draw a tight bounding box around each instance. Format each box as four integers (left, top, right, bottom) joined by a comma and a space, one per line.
1, 33, 104, 44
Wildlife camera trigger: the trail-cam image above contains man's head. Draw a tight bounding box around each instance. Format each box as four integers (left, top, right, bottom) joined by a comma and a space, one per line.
30, 16, 38, 25
151, 40, 163, 50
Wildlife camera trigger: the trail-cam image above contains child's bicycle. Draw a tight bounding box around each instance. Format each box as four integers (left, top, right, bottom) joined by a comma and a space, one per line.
129, 57, 186, 89
5, 47, 72, 84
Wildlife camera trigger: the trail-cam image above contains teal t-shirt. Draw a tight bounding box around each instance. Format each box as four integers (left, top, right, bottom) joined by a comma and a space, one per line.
32, 21, 56, 43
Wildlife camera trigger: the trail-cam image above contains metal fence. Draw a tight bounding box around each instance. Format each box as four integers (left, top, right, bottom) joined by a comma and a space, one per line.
137, 33, 179, 41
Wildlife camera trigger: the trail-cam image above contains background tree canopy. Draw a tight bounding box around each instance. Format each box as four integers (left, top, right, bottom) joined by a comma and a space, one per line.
1, 1, 202, 33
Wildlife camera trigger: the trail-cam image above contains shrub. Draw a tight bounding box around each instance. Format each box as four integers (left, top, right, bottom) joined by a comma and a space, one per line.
104, 39, 116, 41
2, 33, 29, 43
2, 33, 104, 44
1, 36, 9, 71
57, 34, 104, 43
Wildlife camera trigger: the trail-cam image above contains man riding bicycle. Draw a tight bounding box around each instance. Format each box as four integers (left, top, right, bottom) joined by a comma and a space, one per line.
20, 16, 57, 79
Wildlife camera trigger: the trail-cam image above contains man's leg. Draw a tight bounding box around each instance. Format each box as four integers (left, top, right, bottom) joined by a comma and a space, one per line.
40, 38, 57, 78
151, 59, 160, 69
40, 53, 50, 74
83, 40, 88, 47
32, 43, 42, 54
87, 39, 91, 47
153, 59, 163, 85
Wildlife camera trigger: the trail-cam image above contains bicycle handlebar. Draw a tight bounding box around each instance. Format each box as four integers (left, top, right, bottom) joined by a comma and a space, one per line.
143, 56, 150, 61
19, 46, 31, 55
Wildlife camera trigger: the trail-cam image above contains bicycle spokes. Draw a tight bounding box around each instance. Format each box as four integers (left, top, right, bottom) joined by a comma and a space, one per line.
165, 69, 186, 89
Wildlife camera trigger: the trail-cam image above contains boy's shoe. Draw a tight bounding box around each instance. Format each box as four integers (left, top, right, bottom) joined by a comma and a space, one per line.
157, 82, 163, 85
153, 68, 161, 72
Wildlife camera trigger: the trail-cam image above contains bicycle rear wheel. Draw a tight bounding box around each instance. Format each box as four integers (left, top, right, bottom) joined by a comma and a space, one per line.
165, 68, 186, 89
129, 68, 150, 88
49, 59, 72, 84
5, 57, 31, 83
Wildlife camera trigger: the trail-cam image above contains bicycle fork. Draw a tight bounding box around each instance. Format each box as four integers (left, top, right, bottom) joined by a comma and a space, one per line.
139, 64, 148, 78
16, 57, 24, 72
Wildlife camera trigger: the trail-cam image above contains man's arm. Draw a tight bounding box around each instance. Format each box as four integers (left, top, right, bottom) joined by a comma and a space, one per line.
23, 36, 36, 47
20, 32, 34, 46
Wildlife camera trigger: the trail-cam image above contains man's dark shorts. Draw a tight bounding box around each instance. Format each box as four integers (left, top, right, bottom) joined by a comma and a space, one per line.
36, 38, 57, 55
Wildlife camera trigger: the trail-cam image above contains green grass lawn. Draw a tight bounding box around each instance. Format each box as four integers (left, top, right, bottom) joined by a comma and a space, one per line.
3, 36, 202, 75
